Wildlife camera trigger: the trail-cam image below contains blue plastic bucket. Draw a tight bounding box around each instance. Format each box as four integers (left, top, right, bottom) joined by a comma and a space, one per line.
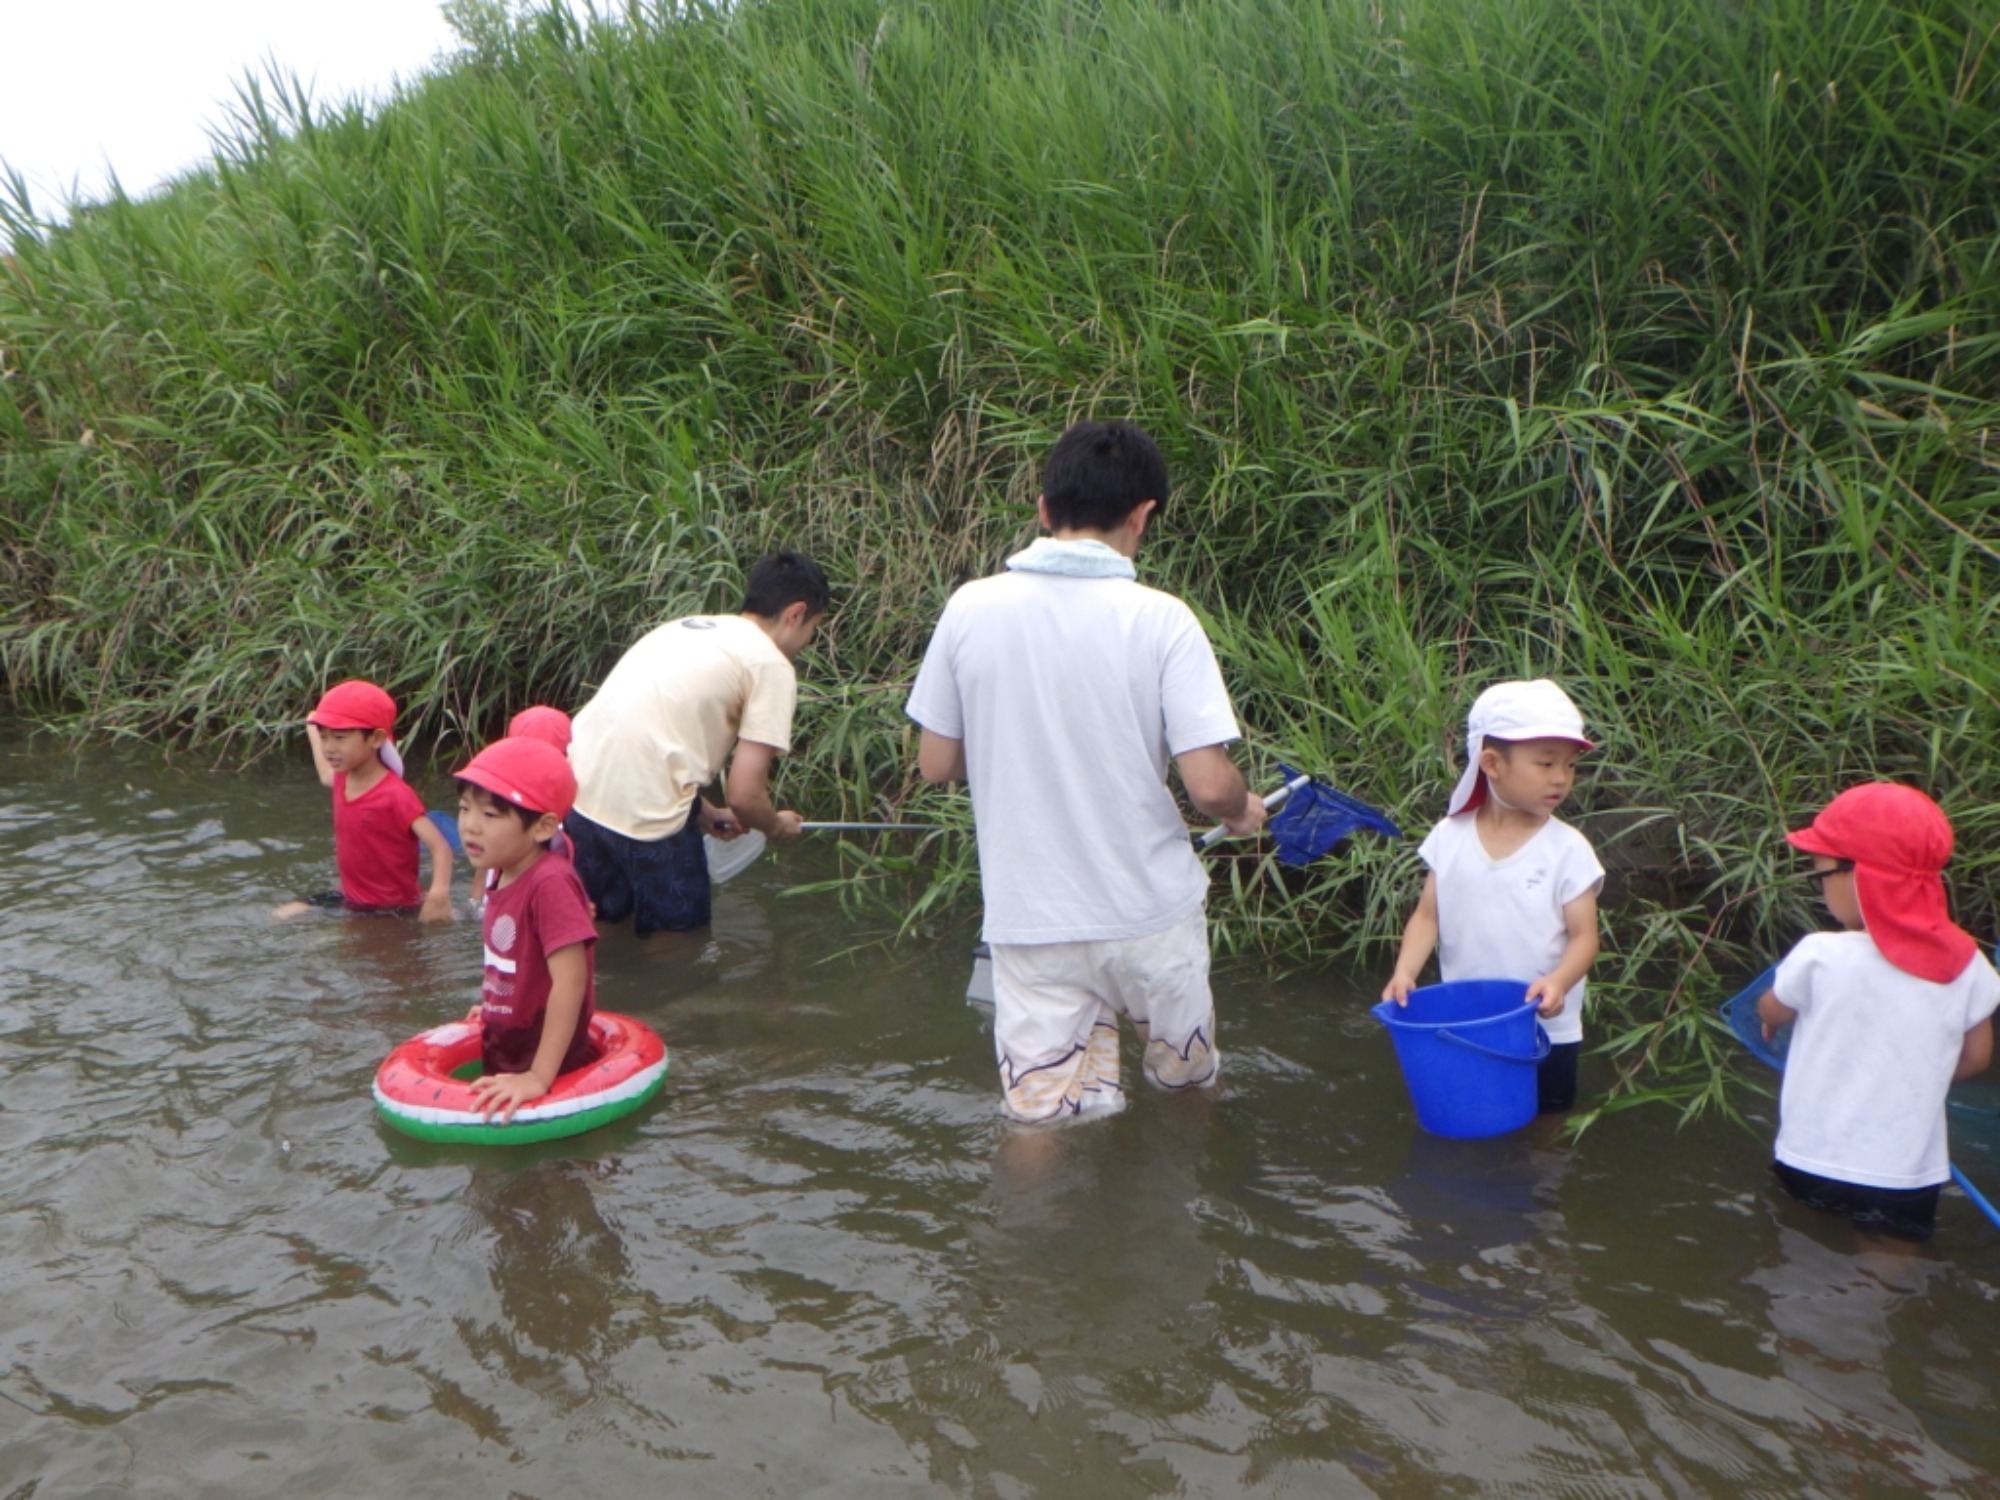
1371, 979, 1549, 1138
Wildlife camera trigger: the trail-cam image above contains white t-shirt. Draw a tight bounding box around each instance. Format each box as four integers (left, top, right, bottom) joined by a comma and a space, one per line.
570, 615, 796, 841
905, 569, 1242, 944
1418, 812, 1604, 1045
1772, 931, 2000, 1189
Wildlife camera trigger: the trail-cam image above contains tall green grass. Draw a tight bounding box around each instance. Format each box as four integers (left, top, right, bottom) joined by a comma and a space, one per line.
4, 0, 1997, 1110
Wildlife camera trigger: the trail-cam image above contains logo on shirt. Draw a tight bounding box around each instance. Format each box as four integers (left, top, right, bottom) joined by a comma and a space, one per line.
485, 915, 519, 1001
681, 619, 718, 630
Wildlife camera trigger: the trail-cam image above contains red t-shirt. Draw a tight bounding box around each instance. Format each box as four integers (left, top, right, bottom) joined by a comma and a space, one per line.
332, 770, 426, 909
480, 851, 599, 1077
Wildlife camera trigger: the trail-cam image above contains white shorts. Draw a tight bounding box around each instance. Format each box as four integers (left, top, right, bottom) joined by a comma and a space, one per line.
990, 908, 1218, 1124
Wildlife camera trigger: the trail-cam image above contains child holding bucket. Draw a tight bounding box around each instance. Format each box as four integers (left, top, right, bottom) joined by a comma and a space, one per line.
1381, 679, 1603, 1114
1755, 783, 1997, 1242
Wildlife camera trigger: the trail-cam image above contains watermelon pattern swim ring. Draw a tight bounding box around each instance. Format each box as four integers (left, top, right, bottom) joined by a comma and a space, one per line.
374, 1011, 667, 1145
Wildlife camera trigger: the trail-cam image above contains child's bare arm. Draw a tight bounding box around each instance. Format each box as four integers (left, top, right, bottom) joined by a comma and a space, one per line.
1754, 989, 1798, 1036
306, 722, 335, 788
1382, 873, 1440, 1004
1527, 889, 1600, 1018
1955, 1018, 1993, 1082
411, 814, 456, 922
468, 944, 589, 1122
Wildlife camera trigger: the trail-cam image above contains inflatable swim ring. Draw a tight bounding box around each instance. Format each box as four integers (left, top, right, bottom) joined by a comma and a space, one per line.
374, 1011, 667, 1145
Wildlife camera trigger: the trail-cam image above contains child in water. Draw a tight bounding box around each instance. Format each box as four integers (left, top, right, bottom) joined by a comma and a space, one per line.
1382, 679, 1604, 1113
273, 679, 454, 921
1757, 782, 1998, 1241
455, 736, 601, 1121
503, 704, 575, 862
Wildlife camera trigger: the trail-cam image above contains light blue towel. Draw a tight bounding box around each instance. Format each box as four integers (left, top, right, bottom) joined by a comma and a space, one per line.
1003, 537, 1136, 579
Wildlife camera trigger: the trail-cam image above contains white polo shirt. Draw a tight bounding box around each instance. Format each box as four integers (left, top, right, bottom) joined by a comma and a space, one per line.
906, 569, 1241, 945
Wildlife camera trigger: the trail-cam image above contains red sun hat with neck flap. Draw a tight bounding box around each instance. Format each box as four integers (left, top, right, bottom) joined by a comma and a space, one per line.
1786, 782, 1977, 984
507, 704, 574, 753
308, 679, 396, 733
456, 737, 577, 822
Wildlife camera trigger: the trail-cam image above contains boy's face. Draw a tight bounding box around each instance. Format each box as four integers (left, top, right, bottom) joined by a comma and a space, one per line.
1808, 855, 1864, 931
1479, 737, 1582, 815
317, 726, 387, 775
771, 603, 821, 662
457, 787, 558, 879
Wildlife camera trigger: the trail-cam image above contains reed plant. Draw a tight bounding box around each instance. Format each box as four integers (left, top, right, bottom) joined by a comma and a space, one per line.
4, 0, 1997, 1111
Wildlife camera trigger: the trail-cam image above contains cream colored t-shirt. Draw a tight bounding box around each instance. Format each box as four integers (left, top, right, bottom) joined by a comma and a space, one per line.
570, 615, 797, 841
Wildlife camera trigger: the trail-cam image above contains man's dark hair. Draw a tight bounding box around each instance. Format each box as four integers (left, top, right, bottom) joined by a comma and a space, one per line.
1041, 419, 1169, 532
740, 551, 831, 619
455, 778, 548, 833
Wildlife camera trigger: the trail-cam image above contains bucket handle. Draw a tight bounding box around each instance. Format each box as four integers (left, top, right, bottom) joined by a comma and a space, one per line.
1436, 1021, 1551, 1066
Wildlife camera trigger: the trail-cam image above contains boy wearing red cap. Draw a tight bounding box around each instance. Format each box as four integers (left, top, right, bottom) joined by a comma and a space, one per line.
1756, 783, 1998, 1241
273, 679, 455, 921
1382, 679, 1605, 1113
455, 736, 601, 1120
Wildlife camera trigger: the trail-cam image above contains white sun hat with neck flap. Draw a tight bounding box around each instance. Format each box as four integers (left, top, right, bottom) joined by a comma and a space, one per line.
1447, 678, 1594, 816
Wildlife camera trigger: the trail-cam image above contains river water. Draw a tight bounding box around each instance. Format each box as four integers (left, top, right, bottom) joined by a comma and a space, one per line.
4, 728, 1999, 1496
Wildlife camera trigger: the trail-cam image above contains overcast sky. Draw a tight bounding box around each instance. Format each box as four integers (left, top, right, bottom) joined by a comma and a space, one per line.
1, 1, 462, 216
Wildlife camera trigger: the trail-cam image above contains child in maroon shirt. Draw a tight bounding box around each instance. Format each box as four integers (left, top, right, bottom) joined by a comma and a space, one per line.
454, 736, 600, 1120
272, 679, 454, 920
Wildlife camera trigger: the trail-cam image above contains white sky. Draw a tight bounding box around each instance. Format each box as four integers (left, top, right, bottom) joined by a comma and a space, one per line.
0, 1, 462, 215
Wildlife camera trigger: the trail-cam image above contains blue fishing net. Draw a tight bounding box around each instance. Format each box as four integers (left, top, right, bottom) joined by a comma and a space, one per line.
1267, 764, 1402, 867
1718, 964, 1785, 1069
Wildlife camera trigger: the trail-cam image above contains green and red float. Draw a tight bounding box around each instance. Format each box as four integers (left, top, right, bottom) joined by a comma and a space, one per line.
373, 1011, 667, 1145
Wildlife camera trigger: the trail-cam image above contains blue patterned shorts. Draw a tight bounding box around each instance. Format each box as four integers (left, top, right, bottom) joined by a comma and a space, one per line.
568, 808, 711, 936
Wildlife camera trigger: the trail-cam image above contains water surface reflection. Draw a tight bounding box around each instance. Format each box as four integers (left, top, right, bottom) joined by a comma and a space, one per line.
3, 732, 1999, 1494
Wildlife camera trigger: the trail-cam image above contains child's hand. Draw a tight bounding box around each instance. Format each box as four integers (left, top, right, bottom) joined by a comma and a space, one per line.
1526, 976, 1567, 1018
1381, 970, 1420, 1006
419, 891, 454, 923
468, 1069, 549, 1124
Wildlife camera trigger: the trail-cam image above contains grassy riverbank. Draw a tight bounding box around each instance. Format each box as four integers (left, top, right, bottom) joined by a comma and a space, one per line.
4, 0, 1997, 1106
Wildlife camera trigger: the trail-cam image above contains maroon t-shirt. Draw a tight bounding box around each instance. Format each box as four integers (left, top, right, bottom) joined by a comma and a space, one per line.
332, 770, 426, 908
479, 851, 599, 1077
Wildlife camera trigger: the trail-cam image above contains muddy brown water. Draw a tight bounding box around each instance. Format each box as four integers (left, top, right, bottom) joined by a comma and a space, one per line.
3, 727, 1998, 1496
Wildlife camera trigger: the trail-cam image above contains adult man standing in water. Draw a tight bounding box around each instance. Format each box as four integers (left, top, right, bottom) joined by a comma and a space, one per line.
566, 552, 828, 935
907, 420, 1265, 1123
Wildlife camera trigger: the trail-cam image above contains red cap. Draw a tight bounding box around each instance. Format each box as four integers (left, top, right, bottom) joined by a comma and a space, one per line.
1786, 782, 1977, 984
309, 679, 396, 732
507, 705, 573, 753
456, 737, 576, 821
